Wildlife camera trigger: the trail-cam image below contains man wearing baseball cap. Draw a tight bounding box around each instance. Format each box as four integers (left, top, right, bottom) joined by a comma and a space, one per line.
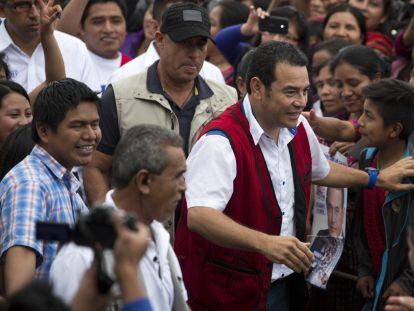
160, 2, 213, 42
84, 2, 237, 234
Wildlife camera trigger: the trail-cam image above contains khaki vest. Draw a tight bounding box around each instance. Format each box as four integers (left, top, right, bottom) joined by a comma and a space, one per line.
111, 70, 237, 236
112, 70, 238, 152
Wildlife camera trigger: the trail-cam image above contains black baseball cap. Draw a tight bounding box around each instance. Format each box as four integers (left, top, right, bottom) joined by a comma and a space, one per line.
160, 3, 212, 42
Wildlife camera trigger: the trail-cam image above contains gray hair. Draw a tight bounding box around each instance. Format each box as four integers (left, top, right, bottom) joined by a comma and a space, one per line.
111, 124, 183, 189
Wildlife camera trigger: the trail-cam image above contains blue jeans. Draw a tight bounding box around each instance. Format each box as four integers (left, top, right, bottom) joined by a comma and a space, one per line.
266, 278, 290, 311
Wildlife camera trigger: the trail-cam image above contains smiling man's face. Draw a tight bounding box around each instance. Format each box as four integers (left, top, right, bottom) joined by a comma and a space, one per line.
81, 1, 126, 59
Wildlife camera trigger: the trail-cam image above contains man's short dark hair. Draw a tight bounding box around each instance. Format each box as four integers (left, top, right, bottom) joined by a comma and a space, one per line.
246, 41, 308, 94
362, 79, 414, 142
31, 78, 100, 142
80, 0, 128, 27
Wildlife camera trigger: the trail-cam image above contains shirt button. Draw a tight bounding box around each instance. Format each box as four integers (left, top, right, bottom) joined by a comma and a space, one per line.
282, 181, 285, 185
282, 212, 285, 215
282, 273, 285, 277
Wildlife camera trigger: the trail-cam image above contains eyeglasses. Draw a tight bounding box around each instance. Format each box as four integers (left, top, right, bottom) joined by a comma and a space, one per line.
4, 0, 44, 13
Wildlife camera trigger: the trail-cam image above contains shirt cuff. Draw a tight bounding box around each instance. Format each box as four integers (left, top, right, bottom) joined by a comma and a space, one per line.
186, 199, 227, 212
122, 298, 153, 311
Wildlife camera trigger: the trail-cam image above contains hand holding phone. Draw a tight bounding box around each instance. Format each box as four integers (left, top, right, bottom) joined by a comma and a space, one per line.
259, 16, 289, 35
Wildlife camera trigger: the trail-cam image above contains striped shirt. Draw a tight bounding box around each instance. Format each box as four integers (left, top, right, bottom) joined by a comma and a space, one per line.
0, 145, 89, 280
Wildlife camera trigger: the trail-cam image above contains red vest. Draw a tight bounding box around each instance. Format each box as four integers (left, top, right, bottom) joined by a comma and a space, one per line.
175, 102, 312, 310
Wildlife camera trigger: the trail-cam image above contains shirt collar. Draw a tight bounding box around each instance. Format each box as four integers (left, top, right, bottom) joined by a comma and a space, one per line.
147, 60, 213, 100
31, 144, 72, 180
145, 41, 160, 67
0, 21, 13, 52
243, 95, 296, 147
105, 189, 170, 250
105, 189, 117, 208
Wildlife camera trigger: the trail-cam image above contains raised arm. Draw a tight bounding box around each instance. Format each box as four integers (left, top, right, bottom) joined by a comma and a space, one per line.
215, 6, 267, 65
28, 0, 65, 104
302, 109, 356, 142
55, 0, 88, 37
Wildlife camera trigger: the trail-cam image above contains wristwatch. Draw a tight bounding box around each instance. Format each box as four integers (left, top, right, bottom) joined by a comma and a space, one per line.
365, 167, 379, 189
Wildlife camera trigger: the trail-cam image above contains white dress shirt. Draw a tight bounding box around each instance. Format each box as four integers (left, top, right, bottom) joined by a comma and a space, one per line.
0, 21, 100, 93
50, 190, 187, 310
108, 40, 225, 84
185, 95, 330, 281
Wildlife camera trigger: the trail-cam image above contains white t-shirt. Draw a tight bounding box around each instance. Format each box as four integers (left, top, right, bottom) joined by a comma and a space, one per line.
109, 41, 225, 84
49, 190, 187, 311
185, 95, 331, 281
88, 50, 122, 92
0, 22, 100, 93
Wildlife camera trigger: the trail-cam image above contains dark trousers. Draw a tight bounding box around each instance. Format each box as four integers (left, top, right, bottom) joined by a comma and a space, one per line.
266, 277, 290, 311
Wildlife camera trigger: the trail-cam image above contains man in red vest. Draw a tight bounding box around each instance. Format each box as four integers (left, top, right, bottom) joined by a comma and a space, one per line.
175, 41, 414, 311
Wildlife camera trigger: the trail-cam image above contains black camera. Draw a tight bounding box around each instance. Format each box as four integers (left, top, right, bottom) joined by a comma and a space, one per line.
36, 206, 137, 249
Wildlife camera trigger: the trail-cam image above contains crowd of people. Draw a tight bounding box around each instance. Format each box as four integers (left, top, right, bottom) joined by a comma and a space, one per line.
2, 0, 414, 310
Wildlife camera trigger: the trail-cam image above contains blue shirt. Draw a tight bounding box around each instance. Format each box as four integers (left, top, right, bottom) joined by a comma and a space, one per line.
0, 145, 89, 280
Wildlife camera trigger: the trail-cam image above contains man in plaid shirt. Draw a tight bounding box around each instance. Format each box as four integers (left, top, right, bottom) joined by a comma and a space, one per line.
0, 78, 101, 295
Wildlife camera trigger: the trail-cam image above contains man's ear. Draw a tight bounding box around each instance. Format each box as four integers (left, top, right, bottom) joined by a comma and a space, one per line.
250, 77, 263, 101
154, 31, 164, 49
135, 169, 151, 195
36, 123, 50, 144
78, 27, 85, 41
389, 122, 403, 139
147, 19, 159, 39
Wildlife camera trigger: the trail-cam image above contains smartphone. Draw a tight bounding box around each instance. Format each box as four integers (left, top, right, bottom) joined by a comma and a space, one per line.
258, 16, 289, 35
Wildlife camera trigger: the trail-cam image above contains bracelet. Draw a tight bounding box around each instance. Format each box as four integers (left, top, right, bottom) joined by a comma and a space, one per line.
365, 167, 379, 189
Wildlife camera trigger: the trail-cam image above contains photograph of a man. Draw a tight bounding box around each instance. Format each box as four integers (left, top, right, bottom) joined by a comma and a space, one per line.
308, 187, 346, 288
317, 187, 346, 238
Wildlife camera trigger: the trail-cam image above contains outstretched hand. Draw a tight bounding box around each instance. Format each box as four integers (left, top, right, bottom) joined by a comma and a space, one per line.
329, 141, 354, 157
377, 156, 414, 192
38, 0, 62, 37
302, 109, 320, 129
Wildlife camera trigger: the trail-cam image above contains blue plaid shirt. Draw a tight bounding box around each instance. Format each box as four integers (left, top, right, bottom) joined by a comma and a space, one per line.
0, 145, 89, 280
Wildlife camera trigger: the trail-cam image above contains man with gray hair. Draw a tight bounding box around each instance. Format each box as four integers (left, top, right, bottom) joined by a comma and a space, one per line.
50, 124, 188, 311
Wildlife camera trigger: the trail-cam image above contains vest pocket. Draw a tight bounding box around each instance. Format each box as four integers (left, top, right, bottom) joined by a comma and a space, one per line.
191, 257, 261, 309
